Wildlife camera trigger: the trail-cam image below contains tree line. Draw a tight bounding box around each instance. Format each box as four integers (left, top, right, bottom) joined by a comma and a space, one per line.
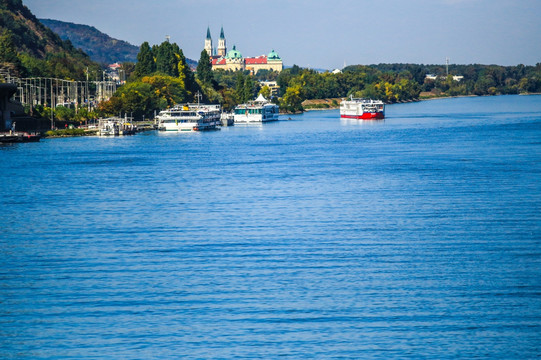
275, 63, 541, 112
44, 55, 541, 121
97, 43, 272, 119
3, 21, 541, 122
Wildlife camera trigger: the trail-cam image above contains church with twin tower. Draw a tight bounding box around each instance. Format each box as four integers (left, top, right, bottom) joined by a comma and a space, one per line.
204, 27, 283, 74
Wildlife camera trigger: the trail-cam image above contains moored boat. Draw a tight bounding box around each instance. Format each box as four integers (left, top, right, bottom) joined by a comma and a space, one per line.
340, 96, 385, 119
98, 117, 136, 136
0, 132, 41, 143
234, 94, 279, 123
157, 103, 221, 132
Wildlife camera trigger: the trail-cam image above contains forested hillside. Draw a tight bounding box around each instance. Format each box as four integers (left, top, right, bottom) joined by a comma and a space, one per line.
0, 0, 100, 79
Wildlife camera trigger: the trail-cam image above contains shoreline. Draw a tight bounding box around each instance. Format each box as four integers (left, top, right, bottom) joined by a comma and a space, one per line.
13, 94, 541, 136
301, 93, 541, 112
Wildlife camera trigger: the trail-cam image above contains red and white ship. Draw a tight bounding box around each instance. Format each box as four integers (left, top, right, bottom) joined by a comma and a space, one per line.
340, 96, 385, 119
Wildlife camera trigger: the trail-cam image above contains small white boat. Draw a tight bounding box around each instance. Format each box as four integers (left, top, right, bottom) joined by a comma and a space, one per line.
98, 117, 136, 136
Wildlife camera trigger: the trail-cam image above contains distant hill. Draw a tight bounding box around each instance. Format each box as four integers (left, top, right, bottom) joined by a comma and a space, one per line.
40, 18, 198, 68
40, 19, 139, 64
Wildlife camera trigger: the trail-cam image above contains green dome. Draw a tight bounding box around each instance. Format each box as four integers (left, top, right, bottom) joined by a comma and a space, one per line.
226, 45, 242, 59
267, 49, 280, 60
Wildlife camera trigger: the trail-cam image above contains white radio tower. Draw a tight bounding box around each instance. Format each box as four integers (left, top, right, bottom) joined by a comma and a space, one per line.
446, 57, 450, 76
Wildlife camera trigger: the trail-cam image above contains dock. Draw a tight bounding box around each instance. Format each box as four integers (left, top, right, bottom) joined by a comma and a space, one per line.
0, 131, 41, 143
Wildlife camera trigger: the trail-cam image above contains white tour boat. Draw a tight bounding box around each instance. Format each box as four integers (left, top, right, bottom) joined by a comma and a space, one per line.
157, 103, 221, 132
234, 94, 279, 123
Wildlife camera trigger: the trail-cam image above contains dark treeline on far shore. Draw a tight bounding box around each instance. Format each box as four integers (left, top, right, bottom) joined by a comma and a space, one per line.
97, 41, 541, 118
278, 63, 541, 112
100, 53, 541, 117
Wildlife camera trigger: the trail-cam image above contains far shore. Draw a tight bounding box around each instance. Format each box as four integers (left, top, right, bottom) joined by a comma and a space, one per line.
301, 92, 540, 112
21, 93, 541, 138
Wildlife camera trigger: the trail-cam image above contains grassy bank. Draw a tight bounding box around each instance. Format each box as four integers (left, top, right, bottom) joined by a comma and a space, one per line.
44, 128, 98, 137
302, 98, 341, 110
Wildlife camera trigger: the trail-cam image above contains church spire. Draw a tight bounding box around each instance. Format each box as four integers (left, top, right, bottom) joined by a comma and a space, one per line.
217, 26, 226, 57
204, 27, 213, 57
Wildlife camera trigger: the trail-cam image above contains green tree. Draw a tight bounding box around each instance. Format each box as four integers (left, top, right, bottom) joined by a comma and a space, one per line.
176, 47, 196, 98
100, 81, 158, 119
54, 105, 75, 121
196, 49, 213, 85
155, 41, 178, 77
220, 87, 237, 111
19, 53, 46, 77
75, 107, 92, 123
197, 79, 223, 104
235, 73, 245, 103
0, 29, 22, 70
359, 83, 379, 99
141, 74, 187, 107
134, 42, 155, 78
243, 76, 255, 102
281, 84, 303, 113
259, 85, 271, 99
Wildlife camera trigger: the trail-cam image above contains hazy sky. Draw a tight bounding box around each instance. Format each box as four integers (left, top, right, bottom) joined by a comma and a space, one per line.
24, 0, 540, 69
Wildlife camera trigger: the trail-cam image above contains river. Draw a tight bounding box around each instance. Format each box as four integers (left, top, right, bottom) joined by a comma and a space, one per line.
1, 95, 540, 358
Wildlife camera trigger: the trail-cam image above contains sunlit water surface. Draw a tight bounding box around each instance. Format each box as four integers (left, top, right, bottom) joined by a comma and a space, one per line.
1, 95, 540, 358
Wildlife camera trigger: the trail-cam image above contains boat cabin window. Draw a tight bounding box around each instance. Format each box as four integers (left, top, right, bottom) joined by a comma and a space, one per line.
179, 112, 197, 117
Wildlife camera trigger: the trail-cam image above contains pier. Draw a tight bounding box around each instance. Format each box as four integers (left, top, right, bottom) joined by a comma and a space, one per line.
0, 83, 42, 142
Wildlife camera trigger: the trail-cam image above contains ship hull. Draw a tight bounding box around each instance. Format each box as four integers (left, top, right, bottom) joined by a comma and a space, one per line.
340, 112, 384, 120
340, 97, 385, 120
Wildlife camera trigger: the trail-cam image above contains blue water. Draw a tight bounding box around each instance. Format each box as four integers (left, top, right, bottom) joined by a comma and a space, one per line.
1, 95, 540, 359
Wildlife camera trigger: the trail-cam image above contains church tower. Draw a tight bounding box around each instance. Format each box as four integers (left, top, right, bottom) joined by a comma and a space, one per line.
217, 26, 227, 57
204, 26, 213, 57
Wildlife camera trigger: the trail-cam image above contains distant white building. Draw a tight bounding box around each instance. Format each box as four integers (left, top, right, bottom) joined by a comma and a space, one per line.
107, 62, 125, 84
425, 74, 464, 82
259, 81, 280, 97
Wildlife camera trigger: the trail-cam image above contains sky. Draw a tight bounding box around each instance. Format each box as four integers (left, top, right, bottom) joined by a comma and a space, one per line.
24, 0, 541, 69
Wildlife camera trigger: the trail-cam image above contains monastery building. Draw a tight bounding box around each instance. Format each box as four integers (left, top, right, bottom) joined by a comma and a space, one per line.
205, 27, 283, 74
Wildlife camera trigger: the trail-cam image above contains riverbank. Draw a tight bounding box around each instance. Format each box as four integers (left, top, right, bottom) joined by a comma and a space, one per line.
42, 122, 156, 138
302, 98, 341, 111
300, 92, 539, 112
301, 96, 420, 112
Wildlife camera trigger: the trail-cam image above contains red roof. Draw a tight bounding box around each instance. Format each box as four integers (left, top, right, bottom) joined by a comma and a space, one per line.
211, 55, 271, 66
245, 56, 267, 65
212, 58, 227, 65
